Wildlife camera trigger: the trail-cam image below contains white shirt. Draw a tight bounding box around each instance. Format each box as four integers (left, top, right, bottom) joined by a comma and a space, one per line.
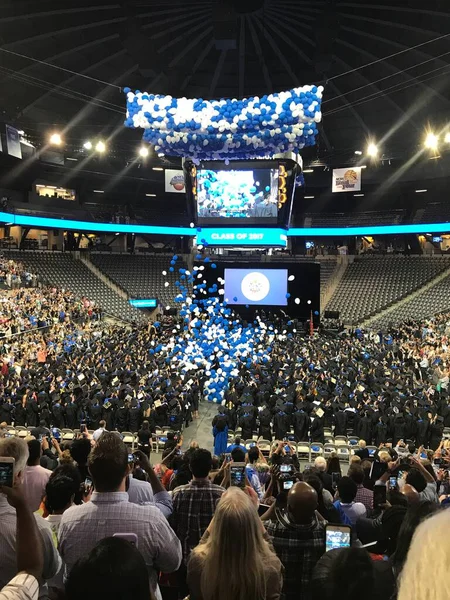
93, 427, 107, 441
0, 495, 61, 598
0, 573, 39, 600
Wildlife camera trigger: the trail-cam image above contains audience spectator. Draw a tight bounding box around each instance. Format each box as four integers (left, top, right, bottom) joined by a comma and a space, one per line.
398, 509, 450, 600
225, 436, 247, 454
22, 439, 52, 512
355, 440, 370, 460
374, 501, 440, 599
312, 548, 377, 600
187, 487, 282, 600
171, 449, 225, 570
92, 419, 107, 442
245, 446, 265, 501
348, 465, 374, 511
404, 457, 438, 502
127, 450, 173, 517
334, 477, 367, 525
303, 473, 341, 524
264, 481, 326, 600
58, 432, 181, 600
0, 438, 61, 596
326, 454, 342, 477
313, 457, 333, 494
0, 477, 43, 600
65, 537, 155, 600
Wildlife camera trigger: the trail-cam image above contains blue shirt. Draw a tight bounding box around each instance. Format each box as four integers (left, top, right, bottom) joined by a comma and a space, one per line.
226, 443, 247, 454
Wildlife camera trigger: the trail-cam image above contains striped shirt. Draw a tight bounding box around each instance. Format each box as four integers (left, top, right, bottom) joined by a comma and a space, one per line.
0, 573, 39, 600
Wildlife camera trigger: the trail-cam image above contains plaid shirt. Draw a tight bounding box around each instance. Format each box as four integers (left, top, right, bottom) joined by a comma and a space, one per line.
265, 509, 326, 600
170, 479, 225, 564
355, 484, 374, 510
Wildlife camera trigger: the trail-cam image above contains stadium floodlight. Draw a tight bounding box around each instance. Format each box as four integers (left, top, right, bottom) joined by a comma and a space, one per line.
424, 132, 438, 150
139, 146, 149, 157
95, 141, 106, 153
367, 143, 378, 157
83, 141, 93, 150
445, 132, 450, 144
49, 133, 62, 146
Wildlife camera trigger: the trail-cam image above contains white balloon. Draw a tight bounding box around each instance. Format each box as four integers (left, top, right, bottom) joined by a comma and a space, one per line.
295, 298, 300, 305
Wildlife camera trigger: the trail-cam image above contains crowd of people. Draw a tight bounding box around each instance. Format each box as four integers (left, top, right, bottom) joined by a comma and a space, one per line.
2, 425, 450, 600
1, 254, 450, 599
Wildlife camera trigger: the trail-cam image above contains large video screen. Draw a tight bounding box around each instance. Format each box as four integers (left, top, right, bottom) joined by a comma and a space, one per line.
224, 268, 288, 306
197, 168, 279, 223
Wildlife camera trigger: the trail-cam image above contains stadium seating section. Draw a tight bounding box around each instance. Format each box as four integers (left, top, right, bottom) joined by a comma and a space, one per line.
326, 255, 450, 324
3, 251, 143, 323
90, 253, 190, 308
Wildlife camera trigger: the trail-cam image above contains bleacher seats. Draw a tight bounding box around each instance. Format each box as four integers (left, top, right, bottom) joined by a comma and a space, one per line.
4, 251, 144, 323
371, 272, 450, 328
90, 253, 190, 308
304, 210, 405, 228
327, 256, 450, 324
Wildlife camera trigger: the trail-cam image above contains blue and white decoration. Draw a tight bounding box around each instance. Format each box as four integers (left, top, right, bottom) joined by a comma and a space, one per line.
123, 86, 323, 160
152, 253, 293, 404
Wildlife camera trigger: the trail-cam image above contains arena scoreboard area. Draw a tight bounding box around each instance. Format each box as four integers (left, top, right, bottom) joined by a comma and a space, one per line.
184, 156, 300, 248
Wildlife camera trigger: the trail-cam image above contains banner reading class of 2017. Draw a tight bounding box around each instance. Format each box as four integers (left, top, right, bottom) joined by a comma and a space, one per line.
332, 167, 362, 193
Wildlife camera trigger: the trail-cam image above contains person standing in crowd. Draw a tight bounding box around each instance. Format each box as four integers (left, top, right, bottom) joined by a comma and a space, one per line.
348, 465, 373, 511
170, 449, 225, 591
0, 437, 61, 596
314, 457, 333, 494
187, 486, 282, 600
58, 433, 181, 600
264, 482, 326, 600
92, 419, 107, 441
0, 476, 44, 600
398, 510, 450, 600
22, 439, 52, 512
65, 537, 155, 600
333, 477, 367, 525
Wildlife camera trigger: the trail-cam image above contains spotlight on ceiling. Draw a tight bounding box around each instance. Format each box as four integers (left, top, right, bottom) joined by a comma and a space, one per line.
367, 143, 378, 157
139, 146, 149, 158
83, 141, 92, 150
354, 150, 362, 155
445, 132, 450, 144
425, 132, 439, 150
95, 141, 106, 153
49, 133, 62, 146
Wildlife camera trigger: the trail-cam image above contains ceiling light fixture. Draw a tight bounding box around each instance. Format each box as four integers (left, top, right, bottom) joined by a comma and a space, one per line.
145, 193, 156, 197
95, 141, 106, 153
303, 169, 314, 173
367, 142, 378, 157
152, 167, 163, 171
139, 147, 149, 157
424, 132, 438, 150
49, 133, 62, 146
83, 141, 92, 150
354, 150, 362, 155
415, 189, 427, 193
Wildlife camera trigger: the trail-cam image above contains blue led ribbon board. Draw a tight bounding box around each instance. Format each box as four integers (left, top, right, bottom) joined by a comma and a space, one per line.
129, 299, 158, 308
197, 228, 287, 247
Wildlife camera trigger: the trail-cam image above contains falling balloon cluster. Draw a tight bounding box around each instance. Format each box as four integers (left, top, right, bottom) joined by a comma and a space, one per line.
123, 86, 323, 160
152, 250, 299, 404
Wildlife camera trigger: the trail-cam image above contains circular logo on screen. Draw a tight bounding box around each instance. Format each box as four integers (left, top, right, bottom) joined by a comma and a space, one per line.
241, 272, 270, 302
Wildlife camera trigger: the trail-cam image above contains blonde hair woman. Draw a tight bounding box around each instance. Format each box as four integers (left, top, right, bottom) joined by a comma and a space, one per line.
398, 509, 450, 600
187, 486, 282, 600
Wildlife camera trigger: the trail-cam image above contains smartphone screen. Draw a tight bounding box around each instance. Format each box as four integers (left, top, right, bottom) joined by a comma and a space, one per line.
388, 476, 398, 491
224, 453, 232, 463
331, 472, 341, 489
113, 532, 138, 547
373, 484, 387, 509
280, 464, 293, 473
0, 459, 14, 487
80, 424, 87, 434
325, 524, 351, 552
128, 453, 135, 463
230, 464, 246, 488
283, 479, 294, 490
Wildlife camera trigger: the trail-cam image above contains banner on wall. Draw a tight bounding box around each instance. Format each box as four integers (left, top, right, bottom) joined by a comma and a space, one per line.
332, 167, 362, 193
165, 169, 186, 193
5, 125, 22, 159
